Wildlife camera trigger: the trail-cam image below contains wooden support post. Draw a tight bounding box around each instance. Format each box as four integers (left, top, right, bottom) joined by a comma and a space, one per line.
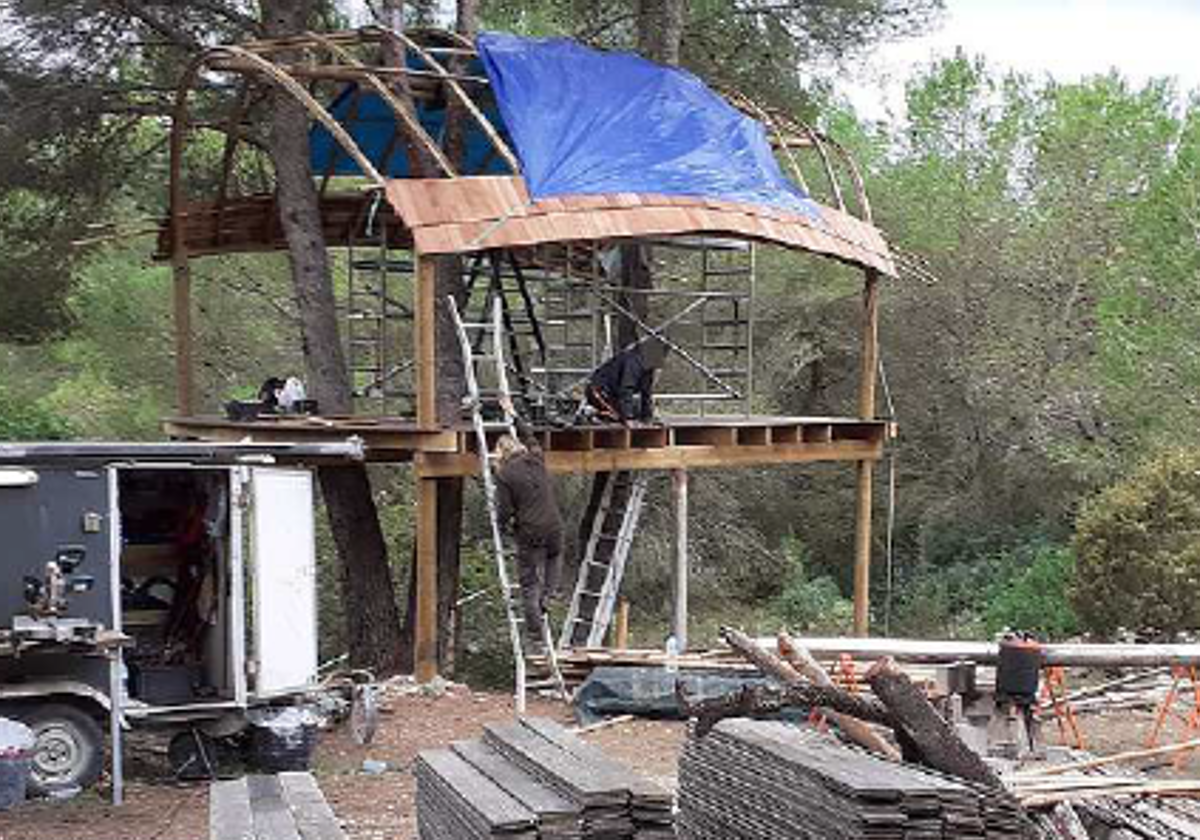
672, 468, 689, 651
172, 258, 194, 416
415, 255, 437, 429
415, 471, 439, 683
853, 269, 880, 637
615, 600, 629, 650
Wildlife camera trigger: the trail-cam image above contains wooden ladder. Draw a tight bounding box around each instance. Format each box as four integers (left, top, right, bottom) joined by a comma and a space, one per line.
448, 295, 567, 713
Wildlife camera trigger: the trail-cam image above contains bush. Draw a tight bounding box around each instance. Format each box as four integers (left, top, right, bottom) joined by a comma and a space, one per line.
1072, 448, 1200, 637
0, 384, 73, 440
771, 537, 854, 634
984, 542, 1078, 639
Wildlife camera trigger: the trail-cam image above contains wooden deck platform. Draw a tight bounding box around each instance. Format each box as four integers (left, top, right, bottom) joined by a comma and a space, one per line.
164, 413, 890, 476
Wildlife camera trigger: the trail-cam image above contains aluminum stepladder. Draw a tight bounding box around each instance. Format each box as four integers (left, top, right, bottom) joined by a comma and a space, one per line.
558, 471, 651, 650
448, 295, 568, 713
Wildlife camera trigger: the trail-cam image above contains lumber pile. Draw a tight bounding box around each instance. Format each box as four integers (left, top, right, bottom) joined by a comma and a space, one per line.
415, 716, 674, 839
1017, 765, 1200, 838
557, 645, 991, 697
677, 718, 1025, 840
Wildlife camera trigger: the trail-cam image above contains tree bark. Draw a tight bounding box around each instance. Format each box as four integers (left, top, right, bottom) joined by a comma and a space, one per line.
261, 0, 404, 674
866, 657, 1003, 789
720, 628, 902, 758
676, 681, 893, 738
636, 0, 685, 66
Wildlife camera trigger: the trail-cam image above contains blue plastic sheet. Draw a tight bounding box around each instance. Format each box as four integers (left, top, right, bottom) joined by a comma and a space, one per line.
477, 31, 816, 217
310, 81, 514, 178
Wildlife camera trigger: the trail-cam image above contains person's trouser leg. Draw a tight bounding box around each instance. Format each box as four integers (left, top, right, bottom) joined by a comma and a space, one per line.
517, 541, 546, 651
542, 530, 564, 612
636, 369, 656, 420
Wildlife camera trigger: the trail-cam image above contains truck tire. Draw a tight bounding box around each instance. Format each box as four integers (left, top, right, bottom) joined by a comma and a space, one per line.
22, 704, 104, 796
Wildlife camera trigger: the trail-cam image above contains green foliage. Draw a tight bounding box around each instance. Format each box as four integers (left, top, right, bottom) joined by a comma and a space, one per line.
1072, 449, 1200, 637
771, 537, 854, 634
0, 383, 74, 440
984, 542, 1078, 639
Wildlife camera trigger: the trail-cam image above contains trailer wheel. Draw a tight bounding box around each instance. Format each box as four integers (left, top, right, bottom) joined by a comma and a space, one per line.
23, 704, 104, 796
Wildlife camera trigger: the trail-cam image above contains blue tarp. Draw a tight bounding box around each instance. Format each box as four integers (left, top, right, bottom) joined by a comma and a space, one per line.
309, 79, 514, 179
476, 31, 816, 217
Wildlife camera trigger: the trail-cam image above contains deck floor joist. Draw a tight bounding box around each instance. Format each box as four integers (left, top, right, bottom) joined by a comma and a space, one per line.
164, 414, 889, 475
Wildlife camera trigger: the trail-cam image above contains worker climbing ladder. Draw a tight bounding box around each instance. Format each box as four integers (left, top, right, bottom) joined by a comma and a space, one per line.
448, 295, 567, 713
558, 471, 651, 650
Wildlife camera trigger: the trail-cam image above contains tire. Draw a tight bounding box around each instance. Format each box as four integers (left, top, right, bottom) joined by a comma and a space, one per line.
21, 704, 104, 796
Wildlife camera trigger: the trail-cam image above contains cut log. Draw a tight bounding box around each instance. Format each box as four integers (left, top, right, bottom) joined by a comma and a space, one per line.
721, 626, 805, 684
777, 630, 901, 760
675, 680, 893, 738
866, 656, 1003, 789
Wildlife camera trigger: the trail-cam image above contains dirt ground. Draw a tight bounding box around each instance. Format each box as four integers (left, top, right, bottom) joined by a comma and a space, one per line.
1, 684, 1197, 840
0, 683, 683, 840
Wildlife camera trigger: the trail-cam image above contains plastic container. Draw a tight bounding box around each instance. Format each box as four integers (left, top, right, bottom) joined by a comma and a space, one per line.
997, 636, 1043, 705
0, 718, 35, 811
247, 707, 319, 773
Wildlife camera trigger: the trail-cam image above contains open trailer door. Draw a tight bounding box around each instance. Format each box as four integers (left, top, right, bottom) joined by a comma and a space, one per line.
249, 467, 318, 698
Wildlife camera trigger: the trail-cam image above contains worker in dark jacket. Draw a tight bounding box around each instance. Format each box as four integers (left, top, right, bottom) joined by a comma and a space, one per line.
585, 337, 669, 423
494, 430, 564, 654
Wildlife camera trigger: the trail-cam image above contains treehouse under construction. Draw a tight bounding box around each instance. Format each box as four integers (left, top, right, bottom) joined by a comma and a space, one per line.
158, 27, 898, 692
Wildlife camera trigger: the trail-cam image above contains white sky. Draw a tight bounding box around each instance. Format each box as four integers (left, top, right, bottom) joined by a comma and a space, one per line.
836, 0, 1200, 120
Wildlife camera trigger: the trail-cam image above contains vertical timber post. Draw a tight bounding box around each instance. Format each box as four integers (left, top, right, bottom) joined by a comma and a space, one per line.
171, 259, 193, 416
415, 255, 437, 428
854, 269, 881, 637
672, 468, 689, 651
414, 249, 440, 682
415, 466, 439, 683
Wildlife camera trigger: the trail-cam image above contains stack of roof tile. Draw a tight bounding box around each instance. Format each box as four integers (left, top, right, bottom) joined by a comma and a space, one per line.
415, 716, 675, 840
678, 718, 1023, 840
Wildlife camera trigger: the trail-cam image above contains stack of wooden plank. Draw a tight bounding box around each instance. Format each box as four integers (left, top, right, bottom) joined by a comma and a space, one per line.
415, 716, 675, 839
678, 718, 1024, 840
414, 749, 538, 839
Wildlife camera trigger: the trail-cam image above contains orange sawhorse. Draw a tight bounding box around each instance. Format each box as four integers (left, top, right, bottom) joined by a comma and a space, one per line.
1041, 665, 1086, 750
1145, 665, 1200, 769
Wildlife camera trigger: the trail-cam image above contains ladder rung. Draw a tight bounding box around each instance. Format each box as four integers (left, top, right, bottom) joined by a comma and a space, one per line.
350, 259, 414, 273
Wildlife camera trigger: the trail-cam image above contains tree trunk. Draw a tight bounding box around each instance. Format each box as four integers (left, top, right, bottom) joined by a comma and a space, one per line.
866, 657, 1003, 789
636, 0, 685, 67
262, 0, 405, 674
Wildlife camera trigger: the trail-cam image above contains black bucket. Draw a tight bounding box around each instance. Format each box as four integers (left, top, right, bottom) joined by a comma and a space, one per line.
997, 637, 1043, 705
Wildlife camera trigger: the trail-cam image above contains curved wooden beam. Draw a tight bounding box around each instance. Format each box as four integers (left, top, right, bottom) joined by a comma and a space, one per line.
382, 28, 521, 174
206, 45, 387, 186
303, 30, 457, 178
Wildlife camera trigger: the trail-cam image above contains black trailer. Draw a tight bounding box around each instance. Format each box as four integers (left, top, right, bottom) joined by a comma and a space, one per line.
0, 440, 362, 799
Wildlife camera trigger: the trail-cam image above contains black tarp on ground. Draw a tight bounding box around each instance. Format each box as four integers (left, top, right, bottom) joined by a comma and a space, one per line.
572, 666, 774, 726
